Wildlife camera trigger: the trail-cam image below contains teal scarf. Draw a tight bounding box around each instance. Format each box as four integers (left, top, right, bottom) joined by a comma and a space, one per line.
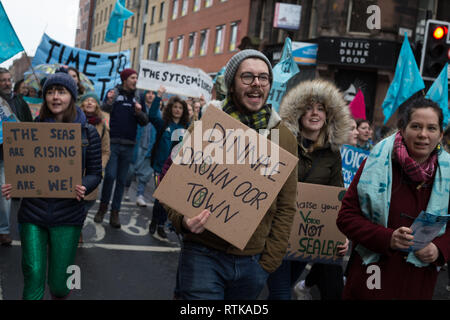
356, 133, 450, 267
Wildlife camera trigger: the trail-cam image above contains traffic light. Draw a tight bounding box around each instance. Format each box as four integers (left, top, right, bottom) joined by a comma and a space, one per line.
420, 20, 450, 81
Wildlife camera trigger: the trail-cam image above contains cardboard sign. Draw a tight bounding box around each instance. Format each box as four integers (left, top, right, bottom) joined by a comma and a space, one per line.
137, 60, 213, 101
3, 122, 82, 198
32, 33, 131, 100
153, 106, 298, 250
340, 145, 370, 188
286, 183, 347, 265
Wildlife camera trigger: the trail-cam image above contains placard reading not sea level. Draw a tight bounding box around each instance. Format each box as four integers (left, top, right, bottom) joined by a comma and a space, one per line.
3, 122, 82, 198
286, 183, 347, 265
153, 106, 298, 250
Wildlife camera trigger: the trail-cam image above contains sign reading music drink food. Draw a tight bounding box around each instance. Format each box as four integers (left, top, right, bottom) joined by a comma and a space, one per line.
153, 106, 298, 250
3, 122, 82, 198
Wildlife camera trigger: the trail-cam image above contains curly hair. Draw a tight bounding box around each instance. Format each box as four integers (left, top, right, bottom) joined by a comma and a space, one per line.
162, 96, 190, 128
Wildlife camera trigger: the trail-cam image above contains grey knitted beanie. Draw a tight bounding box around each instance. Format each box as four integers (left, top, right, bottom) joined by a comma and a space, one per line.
224, 49, 273, 90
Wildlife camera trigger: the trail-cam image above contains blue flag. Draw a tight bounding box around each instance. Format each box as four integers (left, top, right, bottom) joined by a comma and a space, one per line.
267, 37, 300, 113
381, 34, 425, 124
0, 2, 24, 63
425, 63, 449, 127
105, 0, 134, 43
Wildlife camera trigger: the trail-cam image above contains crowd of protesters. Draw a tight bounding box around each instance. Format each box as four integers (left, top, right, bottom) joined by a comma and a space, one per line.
1, 46, 449, 301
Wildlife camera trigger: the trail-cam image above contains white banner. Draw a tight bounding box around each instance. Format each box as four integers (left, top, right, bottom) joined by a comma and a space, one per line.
137, 60, 213, 100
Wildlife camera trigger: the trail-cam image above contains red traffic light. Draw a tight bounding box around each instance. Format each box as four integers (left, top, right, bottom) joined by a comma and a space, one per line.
433, 26, 448, 39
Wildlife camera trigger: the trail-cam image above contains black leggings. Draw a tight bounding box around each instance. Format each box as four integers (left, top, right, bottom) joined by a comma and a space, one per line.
305, 263, 344, 300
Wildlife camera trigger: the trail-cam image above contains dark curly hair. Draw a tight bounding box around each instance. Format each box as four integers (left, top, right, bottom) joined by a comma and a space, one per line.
162, 96, 190, 128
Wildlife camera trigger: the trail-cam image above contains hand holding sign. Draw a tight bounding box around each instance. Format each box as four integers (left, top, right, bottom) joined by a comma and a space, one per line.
1, 184, 12, 200
157, 85, 167, 98
183, 209, 211, 234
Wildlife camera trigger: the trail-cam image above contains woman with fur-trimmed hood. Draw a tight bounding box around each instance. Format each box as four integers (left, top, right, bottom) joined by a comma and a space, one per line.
267, 79, 352, 300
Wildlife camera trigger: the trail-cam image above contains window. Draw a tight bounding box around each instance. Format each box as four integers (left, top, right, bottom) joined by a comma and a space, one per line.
100, 10, 103, 24
199, 29, 209, 56
214, 25, 225, 54
172, 0, 179, 19
141, 23, 147, 45
205, 0, 213, 8
167, 38, 174, 60
102, 30, 105, 44
347, 0, 376, 34
95, 13, 98, 26
148, 42, 161, 60
145, 0, 149, 14
176, 35, 184, 59
132, 47, 136, 67
160, 2, 165, 21
193, 0, 200, 11
150, 6, 156, 24
188, 32, 196, 57
181, 0, 188, 16
93, 34, 96, 47
229, 21, 239, 51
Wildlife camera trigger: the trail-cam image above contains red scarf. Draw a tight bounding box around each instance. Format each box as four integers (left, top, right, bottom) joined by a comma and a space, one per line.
393, 132, 437, 183
87, 114, 102, 126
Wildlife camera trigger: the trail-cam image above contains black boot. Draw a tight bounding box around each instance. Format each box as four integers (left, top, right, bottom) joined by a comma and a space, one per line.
94, 202, 108, 223
109, 210, 121, 228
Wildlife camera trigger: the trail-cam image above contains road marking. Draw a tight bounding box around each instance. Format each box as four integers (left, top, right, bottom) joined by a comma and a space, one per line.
9, 240, 180, 253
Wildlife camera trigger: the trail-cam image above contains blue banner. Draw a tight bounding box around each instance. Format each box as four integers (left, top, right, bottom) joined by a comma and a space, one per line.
340, 145, 370, 188
32, 34, 131, 100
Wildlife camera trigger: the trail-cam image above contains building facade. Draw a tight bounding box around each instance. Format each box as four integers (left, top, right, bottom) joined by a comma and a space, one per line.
163, 0, 251, 73
75, 0, 95, 49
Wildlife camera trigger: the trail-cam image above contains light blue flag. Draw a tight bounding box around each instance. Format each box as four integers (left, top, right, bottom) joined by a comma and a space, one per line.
381, 34, 425, 124
267, 37, 300, 113
105, 0, 134, 43
425, 63, 449, 127
0, 2, 24, 63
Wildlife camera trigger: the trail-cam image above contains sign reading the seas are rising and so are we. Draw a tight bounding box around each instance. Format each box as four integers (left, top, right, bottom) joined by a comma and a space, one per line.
286, 183, 347, 265
2, 122, 82, 198
33, 33, 131, 100
137, 60, 213, 101
153, 106, 298, 250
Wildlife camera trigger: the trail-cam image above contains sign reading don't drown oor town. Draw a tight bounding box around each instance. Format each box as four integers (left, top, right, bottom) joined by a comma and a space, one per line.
153, 106, 298, 250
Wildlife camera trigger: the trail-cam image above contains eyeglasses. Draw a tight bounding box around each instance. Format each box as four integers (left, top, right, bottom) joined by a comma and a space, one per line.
239, 72, 270, 86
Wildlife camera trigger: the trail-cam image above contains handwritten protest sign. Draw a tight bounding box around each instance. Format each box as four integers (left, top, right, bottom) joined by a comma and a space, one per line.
153, 106, 298, 250
32, 33, 131, 100
286, 183, 347, 265
0, 96, 18, 144
340, 144, 370, 188
3, 122, 82, 198
137, 60, 213, 101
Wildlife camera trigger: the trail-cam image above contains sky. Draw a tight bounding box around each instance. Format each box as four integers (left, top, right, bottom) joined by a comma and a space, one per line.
1, 0, 79, 68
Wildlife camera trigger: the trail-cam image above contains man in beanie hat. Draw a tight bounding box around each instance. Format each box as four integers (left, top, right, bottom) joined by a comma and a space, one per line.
165, 49, 298, 299
95, 68, 148, 228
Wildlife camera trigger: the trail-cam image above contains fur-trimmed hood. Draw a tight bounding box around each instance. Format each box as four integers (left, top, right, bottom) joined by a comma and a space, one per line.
279, 79, 352, 152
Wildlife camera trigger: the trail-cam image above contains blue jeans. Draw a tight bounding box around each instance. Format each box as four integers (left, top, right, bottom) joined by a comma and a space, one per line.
100, 143, 134, 211
125, 148, 154, 197
267, 259, 307, 300
178, 242, 269, 300
0, 160, 11, 234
